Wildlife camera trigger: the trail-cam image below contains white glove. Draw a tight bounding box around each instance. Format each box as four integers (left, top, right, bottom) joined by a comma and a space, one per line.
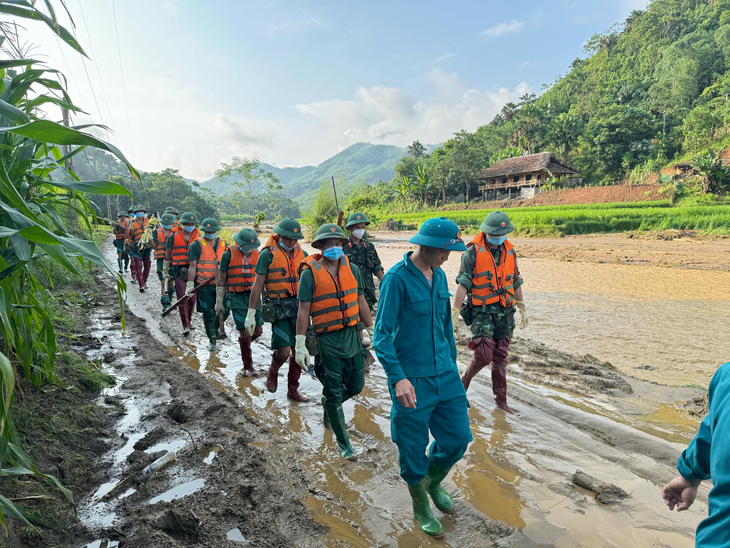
294, 334, 310, 371
515, 301, 528, 329
215, 287, 225, 315
364, 325, 375, 348
185, 280, 194, 296
451, 306, 461, 328
244, 307, 257, 335
162, 260, 171, 280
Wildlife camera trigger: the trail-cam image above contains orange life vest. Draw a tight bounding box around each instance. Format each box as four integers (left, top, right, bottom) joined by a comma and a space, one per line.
153, 227, 172, 260
170, 229, 199, 266
468, 234, 518, 309
263, 235, 304, 300
130, 217, 147, 244
227, 247, 259, 293
114, 223, 126, 240
300, 255, 359, 335
195, 237, 227, 283
124, 218, 134, 243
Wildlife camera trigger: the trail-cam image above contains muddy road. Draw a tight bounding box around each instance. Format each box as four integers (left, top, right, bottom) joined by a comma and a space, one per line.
62, 236, 718, 547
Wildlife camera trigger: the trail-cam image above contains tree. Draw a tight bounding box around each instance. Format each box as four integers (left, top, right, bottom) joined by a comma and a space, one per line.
407, 140, 426, 159
548, 113, 582, 155
215, 157, 280, 218
692, 149, 730, 194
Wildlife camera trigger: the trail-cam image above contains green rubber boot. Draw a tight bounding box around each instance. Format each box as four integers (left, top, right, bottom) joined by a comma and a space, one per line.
321, 396, 331, 429
327, 403, 356, 460
207, 339, 217, 352
407, 479, 444, 538
425, 460, 455, 514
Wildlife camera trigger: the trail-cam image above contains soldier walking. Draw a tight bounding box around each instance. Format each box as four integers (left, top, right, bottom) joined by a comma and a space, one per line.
163, 212, 200, 336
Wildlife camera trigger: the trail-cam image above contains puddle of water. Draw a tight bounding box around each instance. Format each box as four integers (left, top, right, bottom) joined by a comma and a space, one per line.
84, 541, 120, 548
226, 527, 247, 543
200, 444, 222, 465
145, 438, 187, 454
118, 488, 136, 500
148, 478, 205, 505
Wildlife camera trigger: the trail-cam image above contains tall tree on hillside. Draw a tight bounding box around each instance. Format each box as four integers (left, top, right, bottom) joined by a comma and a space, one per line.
408, 140, 426, 159
500, 102, 518, 123
548, 113, 582, 155
215, 157, 281, 218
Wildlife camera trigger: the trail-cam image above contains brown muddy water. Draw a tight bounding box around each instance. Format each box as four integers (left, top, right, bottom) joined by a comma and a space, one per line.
80, 239, 715, 547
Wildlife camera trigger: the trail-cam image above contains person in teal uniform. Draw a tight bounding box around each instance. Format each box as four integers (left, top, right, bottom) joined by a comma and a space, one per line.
662, 361, 730, 547
373, 217, 472, 539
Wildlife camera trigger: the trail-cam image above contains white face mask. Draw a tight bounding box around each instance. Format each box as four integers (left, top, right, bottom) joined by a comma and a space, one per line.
351, 228, 366, 240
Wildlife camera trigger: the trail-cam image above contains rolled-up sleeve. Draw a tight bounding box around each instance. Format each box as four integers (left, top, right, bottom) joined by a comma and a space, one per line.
374, 272, 406, 386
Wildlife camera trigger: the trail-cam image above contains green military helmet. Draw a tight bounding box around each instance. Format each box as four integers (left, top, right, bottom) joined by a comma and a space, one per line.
179, 212, 198, 224
200, 217, 221, 233
160, 213, 176, 224
311, 223, 348, 249
409, 217, 467, 251
133, 204, 147, 212
233, 227, 260, 250
126, 207, 135, 215
273, 217, 303, 240
480, 211, 514, 236
345, 212, 370, 229
118, 211, 129, 218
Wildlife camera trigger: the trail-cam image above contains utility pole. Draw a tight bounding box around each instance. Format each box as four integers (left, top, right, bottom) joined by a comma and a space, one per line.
62, 107, 78, 231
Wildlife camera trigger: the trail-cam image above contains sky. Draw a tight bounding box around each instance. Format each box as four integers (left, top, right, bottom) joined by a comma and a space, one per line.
17, 0, 648, 181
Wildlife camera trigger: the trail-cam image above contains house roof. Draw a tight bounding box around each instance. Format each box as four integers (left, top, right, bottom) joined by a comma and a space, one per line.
475, 152, 578, 180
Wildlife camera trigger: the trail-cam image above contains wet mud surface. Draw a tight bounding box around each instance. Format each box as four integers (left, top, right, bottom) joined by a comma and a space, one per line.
56, 238, 716, 546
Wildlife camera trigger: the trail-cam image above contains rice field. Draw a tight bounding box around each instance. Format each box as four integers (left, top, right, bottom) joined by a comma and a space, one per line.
388, 200, 730, 236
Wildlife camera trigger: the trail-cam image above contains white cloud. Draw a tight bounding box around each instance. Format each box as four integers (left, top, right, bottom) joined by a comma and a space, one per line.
481, 19, 525, 37
265, 16, 326, 35
293, 71, 530, 153
434, 53, 456, 64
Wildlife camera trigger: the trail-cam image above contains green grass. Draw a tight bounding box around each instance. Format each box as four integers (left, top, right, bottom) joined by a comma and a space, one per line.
388, 200, 730, 236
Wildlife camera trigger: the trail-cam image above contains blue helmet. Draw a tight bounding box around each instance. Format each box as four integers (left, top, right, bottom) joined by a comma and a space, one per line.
409, 217, 467, 251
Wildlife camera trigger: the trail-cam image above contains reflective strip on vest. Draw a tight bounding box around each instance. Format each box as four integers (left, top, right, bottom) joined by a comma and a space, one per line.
171, 231, 195, 266
265, 243, 303, 300
131, 218, 147, 243
301, 255, 359, 334
469, 235, 517, 309
196, 238, 227, 283
227, 247, 259, 293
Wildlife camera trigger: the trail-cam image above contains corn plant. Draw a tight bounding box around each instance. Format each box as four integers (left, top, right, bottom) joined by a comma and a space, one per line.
0, 1, 138, 533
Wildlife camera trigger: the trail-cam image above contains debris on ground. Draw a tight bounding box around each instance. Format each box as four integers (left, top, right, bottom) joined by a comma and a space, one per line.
572, 470, 629, 504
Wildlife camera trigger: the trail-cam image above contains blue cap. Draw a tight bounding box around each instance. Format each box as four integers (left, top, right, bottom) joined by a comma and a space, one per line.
409, 217, 467, 251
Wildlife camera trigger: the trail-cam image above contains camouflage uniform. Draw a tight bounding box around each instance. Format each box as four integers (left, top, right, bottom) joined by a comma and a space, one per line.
455, 244, 523, 340
343, 238, 383, 309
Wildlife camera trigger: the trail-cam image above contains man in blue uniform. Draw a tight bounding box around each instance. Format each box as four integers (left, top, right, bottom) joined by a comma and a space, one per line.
374, 217, 472, 539
662, 361, 730, 547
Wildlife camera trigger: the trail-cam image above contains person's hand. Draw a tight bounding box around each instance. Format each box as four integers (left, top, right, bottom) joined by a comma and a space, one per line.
162, 260, 171, 280
451, 306, 461, 328
244, 308, 257, 335
364, 325, 375, 348
294, 334, 310, 371
215, 287, 225, 315
515, 301, 528, 329
185, 280, 194, 296
394, 379, 417, 408
661, 476, 700, 511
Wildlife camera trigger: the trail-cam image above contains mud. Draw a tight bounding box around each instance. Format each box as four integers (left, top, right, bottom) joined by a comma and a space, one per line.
36, 238, 711, 547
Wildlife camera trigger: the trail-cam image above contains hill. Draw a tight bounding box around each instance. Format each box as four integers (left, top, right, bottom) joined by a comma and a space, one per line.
201, 142, 442, 201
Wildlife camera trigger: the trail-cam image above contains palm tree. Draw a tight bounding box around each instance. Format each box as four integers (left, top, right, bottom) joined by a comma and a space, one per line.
407, 140, 426, 159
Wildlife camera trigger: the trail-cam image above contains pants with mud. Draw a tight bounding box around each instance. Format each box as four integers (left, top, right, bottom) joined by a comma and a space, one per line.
132, 255, 151, 288
389, 369, 472, 485
173, 276, 196, 330
196, 286, 229, 342
314, 351, 365, 451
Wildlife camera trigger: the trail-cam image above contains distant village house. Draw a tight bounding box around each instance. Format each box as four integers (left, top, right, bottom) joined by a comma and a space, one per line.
475, 152, 581, 201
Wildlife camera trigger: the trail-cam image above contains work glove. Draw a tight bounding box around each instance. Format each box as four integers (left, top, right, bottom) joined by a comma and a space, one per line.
515, 301, 528, 329
215, 287, 226, 315
294, 334, 310, 371
451, 306, 461, 328
364, 324, 375, 348
162, 260, 171, 280
244, 308, 257, 335
185, 280, 194, 297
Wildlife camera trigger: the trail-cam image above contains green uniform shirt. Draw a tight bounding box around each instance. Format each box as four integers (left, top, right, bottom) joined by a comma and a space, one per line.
255, 245, 308, 319
343, 237, 383, 304
298, 262, 364, 359
456, 241, 524, 317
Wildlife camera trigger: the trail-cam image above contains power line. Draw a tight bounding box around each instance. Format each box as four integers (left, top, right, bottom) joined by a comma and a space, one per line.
110, 0, 134, 161
77, 0, 117, 139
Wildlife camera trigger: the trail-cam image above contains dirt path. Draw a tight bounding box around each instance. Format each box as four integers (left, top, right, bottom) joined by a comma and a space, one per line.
60, 239, 715, 546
